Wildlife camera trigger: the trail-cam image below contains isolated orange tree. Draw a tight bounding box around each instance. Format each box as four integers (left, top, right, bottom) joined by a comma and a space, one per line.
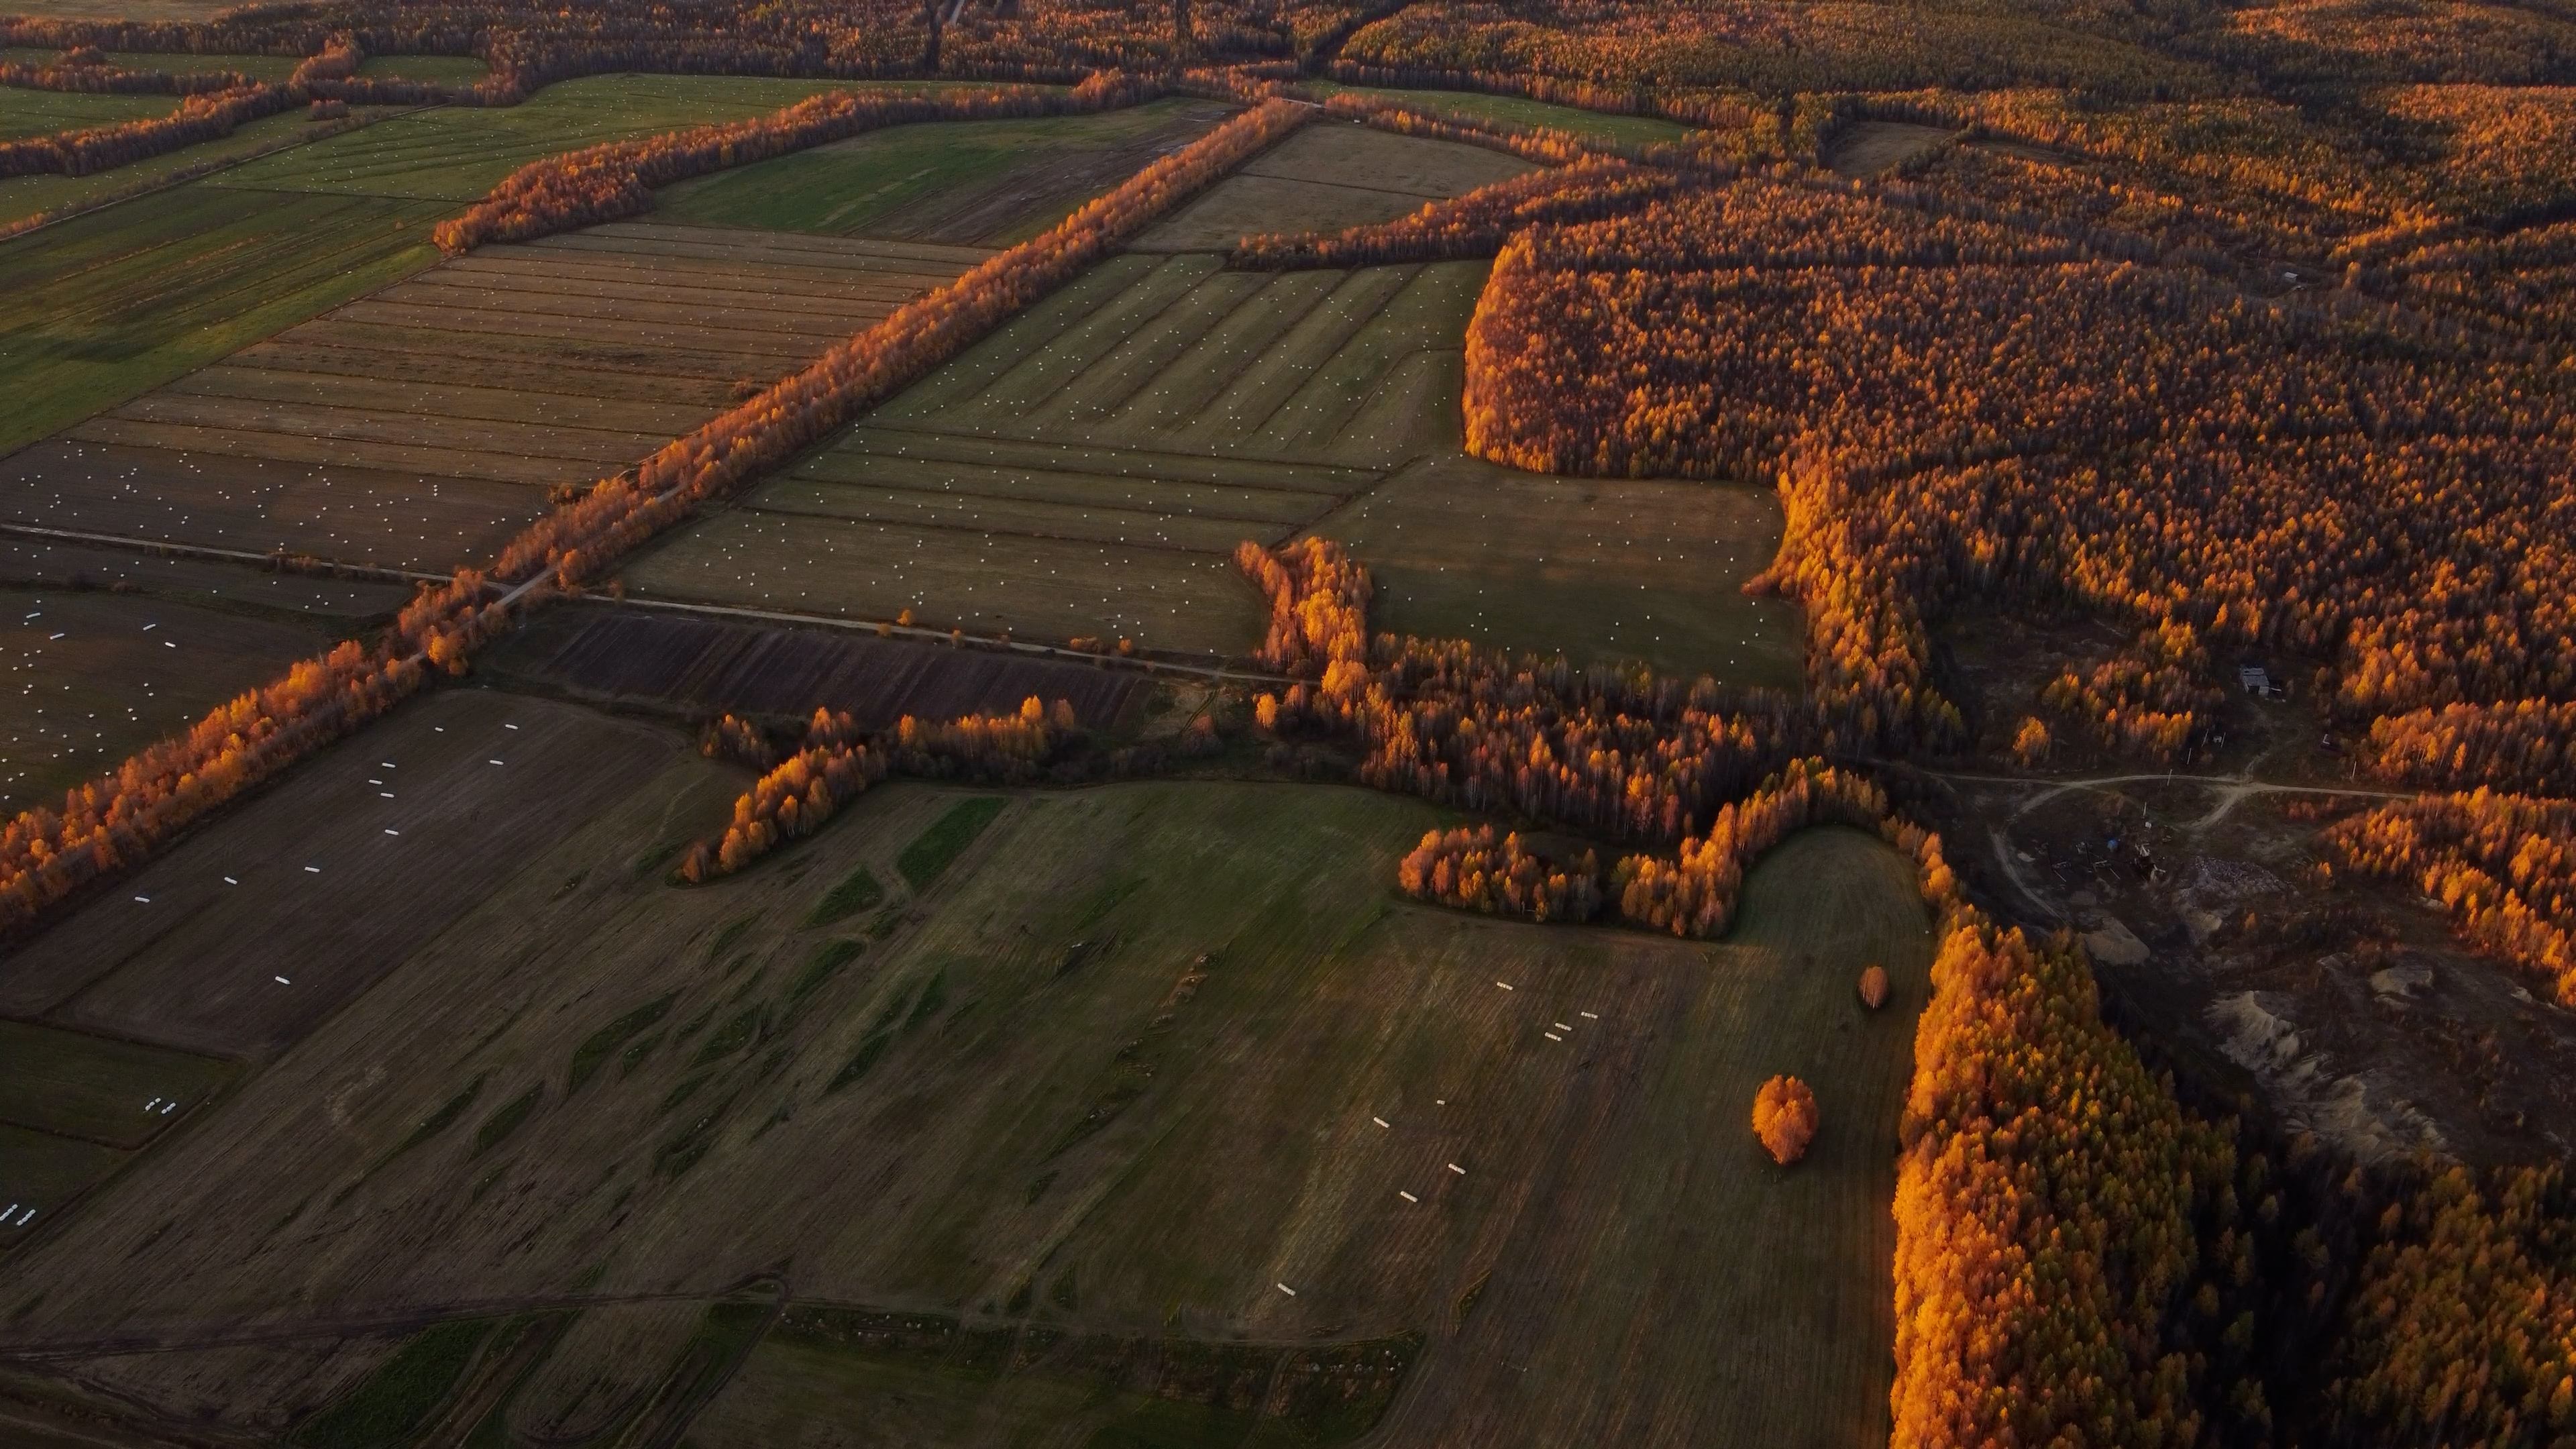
1753, 1075, 1818, 1165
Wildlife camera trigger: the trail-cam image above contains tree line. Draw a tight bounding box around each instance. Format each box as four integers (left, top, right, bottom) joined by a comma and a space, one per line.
1232, 158, 1682, 269
0, 81, 294, 177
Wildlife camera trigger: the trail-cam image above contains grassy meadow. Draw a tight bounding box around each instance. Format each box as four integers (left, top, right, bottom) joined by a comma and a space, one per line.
656, 97, 1226, 245
1307, 83, 1695, 146
0, 749, 1929, 1446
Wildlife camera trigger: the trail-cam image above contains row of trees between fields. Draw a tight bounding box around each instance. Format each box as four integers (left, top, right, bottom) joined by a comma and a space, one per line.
0, 81, 294, 176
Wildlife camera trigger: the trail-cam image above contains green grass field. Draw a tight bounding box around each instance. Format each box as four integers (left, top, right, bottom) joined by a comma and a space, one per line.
209, 75, 973, 202
656, 98, 1223, 246
353, 54, 490, 83
0, 86, 173, 142
0, 109, 326, 229
0, 1122, 123, 1248
1309, 83, 1693, 146
0, 184, 447, 456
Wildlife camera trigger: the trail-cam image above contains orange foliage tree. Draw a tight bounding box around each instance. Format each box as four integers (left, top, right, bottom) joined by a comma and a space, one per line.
1752, 1075, 1817, 1164
2318, 790, 2576, 1002
1396, 823, 1603, 922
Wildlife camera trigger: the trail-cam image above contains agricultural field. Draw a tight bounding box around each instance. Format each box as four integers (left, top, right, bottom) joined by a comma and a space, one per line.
207, 74, 965, 202
0, 75, 965, 455
0, 586, 358, 814
487, 606, 1153, 730
0, 85, 172, 142
7, 221, 989, 569
0, 743, 1929, 1446
656, 97, 1234, 245
627, 122, 1794, 680
1132, 122, 1534, 252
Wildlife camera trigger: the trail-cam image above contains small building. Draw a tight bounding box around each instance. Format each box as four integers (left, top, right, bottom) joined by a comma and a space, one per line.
2239, 665, 2288, 701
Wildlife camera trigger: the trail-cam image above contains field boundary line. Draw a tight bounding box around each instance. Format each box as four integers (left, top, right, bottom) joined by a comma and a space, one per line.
0, 522, 451, 586
580, 594, 1293, 685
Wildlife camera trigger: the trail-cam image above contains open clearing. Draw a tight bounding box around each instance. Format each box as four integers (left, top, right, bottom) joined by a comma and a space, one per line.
1132, 122, 1534, 252
0, 86, 174, 142
488, 606, 1151, 729
7, 221, 987, 570
657, 98, 1235, 246
1824, 119, 1963, 177
0, 757, 1928, 1448
1313, 452, 1803, 685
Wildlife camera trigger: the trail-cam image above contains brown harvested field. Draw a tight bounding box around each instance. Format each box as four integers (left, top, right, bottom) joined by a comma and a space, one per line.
6, 223, 989, 572
1824, 119, 1963, 177
622, 243, 1495, 656
1313, 452, 1806, 684
0, 586, 360, 816
1131, 121, 1534, 252
486, 607, 1150, 729
0, 777, 1929, 1448
0, 689, 678, 1059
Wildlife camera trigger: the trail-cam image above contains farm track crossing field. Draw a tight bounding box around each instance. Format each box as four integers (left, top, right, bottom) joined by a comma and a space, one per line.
486, 607, 1151, 729
0, 769, 1927, 1449
656, 98, 1235, 246
0, 537, 415, 620
0, 689, 679, 1059
0, 586, 359, 814
7, 221, 989, 571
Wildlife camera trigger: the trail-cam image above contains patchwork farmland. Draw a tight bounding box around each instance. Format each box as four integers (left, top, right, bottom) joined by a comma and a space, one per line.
5, 222, 989, 570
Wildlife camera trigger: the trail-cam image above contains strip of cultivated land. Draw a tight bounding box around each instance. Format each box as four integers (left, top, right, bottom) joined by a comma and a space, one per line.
4, 221, 989, 571
624, 121, 1800, 681
624, 244, 1486, 654
655, 97, 1236, 246
0, 75, 961, 456
0, 757, 1929, 1448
